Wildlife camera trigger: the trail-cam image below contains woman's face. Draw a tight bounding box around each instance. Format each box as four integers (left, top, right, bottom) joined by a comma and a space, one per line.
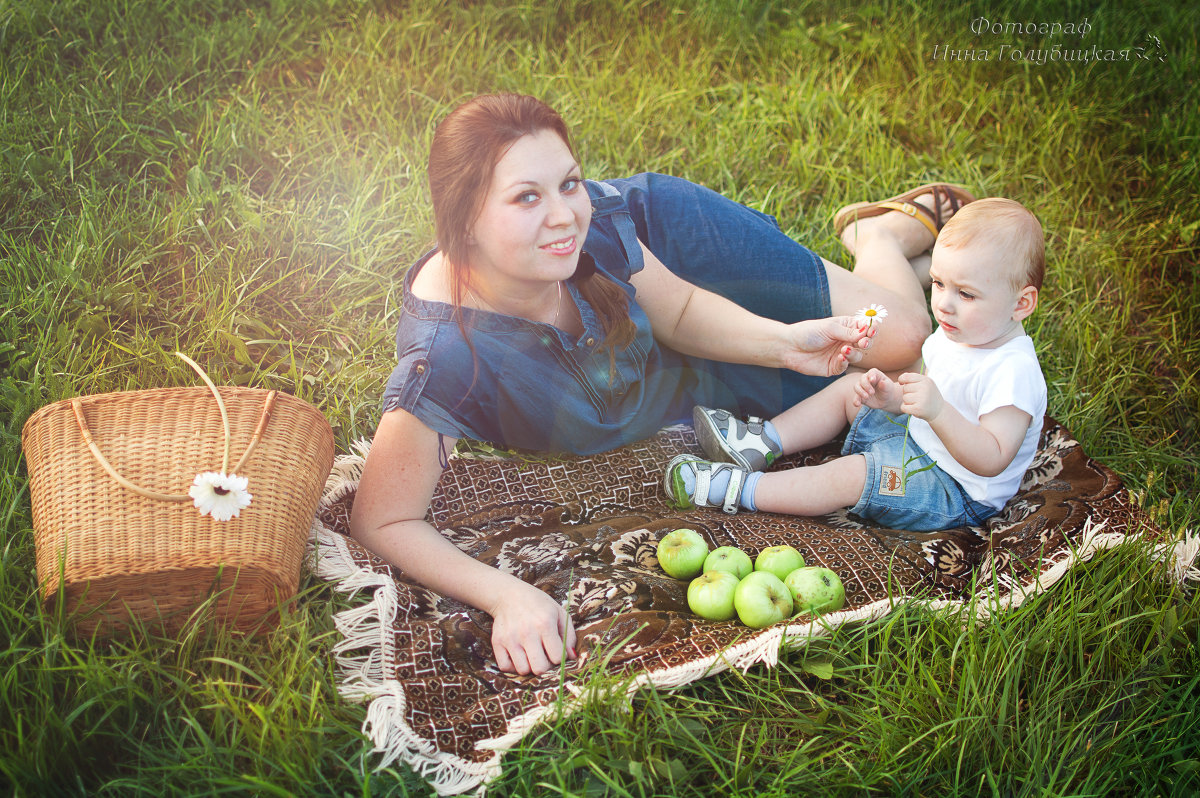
466, 129, 592, 291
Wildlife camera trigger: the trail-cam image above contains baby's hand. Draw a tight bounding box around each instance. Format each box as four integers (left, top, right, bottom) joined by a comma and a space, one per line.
897, 372, 945, 421
853, 368, 900, 411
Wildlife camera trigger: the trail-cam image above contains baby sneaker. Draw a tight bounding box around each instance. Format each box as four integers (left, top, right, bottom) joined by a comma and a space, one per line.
692, 406, 783, 472
663, 454, 757, 515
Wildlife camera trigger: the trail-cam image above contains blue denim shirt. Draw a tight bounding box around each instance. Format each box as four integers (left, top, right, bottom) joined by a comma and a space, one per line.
382, 174, 835, 454
382, 179, 702, 454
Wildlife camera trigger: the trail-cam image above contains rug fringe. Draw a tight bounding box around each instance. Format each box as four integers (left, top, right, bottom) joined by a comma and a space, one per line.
308, 522, 397, 699
472, 517, 1166, 778
968, 517, 1122, 621
1152, 530, 1200, 584
311, 516, 501, 794
363, 683, 504, 797
321, 437, 370, 504
309, 453, 509, 797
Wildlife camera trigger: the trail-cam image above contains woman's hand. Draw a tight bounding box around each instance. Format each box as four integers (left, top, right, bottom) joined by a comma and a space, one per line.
487, 578, 578, 676
781, 317, 875, 376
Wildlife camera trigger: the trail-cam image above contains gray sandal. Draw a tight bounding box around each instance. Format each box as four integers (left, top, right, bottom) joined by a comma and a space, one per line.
663, 454, 748, 515
693, 406, 782, 472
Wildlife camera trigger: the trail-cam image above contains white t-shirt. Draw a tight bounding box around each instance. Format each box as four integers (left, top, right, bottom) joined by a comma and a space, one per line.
906, 328, 1047, 510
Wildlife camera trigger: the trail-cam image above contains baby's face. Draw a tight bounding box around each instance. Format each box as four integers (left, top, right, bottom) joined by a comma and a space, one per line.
927, 242, 1032, 348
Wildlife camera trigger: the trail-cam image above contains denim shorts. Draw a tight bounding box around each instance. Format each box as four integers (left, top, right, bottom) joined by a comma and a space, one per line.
840, 406, 997, 531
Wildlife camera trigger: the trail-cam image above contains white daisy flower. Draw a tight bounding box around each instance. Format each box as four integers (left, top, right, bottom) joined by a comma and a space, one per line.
188, 471, 252, 522
854, 304, 888, 327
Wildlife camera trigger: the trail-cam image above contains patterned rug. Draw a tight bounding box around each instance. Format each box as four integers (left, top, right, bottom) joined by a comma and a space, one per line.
308, 418, 1188, 796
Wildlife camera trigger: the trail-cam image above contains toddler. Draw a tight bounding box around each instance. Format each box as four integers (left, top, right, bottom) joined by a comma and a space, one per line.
664, 198, 1047, 531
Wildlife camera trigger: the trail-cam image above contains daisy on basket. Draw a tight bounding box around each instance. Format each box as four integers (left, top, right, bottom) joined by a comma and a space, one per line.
665, 198, 1049, 532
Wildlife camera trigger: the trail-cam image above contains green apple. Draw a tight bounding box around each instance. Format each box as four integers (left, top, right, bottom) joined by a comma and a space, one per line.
687, 570, 740, 621
656, 528, 709, 580
733, 570, 793, 628
703, 546, 753, 580
754, 544, 806, 581
784, 566, 846, 616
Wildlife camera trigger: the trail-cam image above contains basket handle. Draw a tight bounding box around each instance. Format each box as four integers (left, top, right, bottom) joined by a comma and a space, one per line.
70, 352, 278, 502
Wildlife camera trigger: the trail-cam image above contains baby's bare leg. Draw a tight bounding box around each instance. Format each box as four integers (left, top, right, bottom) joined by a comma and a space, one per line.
770, 373, 864, 454
752, 454, 867, 516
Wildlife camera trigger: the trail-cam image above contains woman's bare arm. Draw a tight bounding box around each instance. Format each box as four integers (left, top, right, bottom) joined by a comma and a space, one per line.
350, 408, 576, 675
629, 242, 873, 375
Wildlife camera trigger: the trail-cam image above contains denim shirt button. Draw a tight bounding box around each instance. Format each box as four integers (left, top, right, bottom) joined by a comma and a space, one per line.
415, 364, 426, 374
586, 337, 596, 347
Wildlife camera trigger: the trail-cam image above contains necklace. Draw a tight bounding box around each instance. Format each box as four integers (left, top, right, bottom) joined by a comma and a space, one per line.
466, 280, 563, 327
551, 279, 563, 327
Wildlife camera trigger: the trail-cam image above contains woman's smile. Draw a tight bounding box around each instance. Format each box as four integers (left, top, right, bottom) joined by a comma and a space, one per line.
542, 235, 577, 254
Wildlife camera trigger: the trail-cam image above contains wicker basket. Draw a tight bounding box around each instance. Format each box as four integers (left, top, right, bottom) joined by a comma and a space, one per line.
21, 359, 335, 636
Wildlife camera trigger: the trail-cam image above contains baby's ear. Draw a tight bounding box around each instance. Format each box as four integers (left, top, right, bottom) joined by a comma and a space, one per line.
1013, 285, 1038, 320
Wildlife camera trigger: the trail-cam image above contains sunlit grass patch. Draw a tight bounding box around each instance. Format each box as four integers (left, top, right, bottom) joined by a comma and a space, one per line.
1, 0, 1197, 794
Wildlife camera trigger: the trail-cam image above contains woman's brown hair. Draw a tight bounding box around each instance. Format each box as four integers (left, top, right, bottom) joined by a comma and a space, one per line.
427, 93, 635, 354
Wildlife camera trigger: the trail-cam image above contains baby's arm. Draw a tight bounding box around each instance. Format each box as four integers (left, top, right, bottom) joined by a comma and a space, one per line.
897, 373, 1031, 477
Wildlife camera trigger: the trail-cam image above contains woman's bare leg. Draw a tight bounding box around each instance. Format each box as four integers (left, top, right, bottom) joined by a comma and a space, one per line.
908, 252, 933, 290
823, 189, 961, 371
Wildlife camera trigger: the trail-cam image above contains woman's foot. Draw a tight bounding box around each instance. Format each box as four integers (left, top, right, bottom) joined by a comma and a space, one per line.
837, 185, 975, 258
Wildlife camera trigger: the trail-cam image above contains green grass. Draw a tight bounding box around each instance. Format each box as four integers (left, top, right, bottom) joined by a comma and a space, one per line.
506, 545, 1200, 796
2, 0, 1198, 794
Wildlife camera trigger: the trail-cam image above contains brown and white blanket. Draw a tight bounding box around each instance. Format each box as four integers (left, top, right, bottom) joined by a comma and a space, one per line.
308, 418, 1192, 795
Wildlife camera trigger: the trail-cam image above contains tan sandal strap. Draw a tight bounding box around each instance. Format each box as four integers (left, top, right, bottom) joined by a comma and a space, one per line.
876, 200, 941, 240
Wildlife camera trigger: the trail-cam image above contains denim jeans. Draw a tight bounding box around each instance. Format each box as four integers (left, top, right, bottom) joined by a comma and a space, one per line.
841, 406, 998, 531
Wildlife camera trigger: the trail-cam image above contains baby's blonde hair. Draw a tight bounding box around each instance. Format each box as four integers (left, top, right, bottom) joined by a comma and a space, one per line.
937, 198, 1045, 291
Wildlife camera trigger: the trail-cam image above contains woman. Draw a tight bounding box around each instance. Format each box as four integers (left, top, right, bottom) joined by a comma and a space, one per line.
351, 94, 969, 675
